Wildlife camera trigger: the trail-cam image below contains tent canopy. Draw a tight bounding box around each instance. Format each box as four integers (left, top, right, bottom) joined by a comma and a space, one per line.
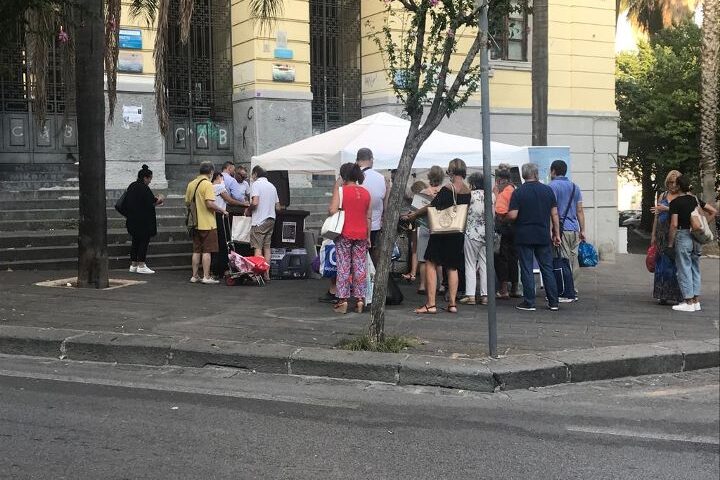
252, 112, 529, 172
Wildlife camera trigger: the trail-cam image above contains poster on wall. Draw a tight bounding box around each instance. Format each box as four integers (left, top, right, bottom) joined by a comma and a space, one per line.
527, 146, 571, 184
119, 29, 143, 49
272, 64, 295, 82
118, 52, 143, 73
122, 105, 143, 129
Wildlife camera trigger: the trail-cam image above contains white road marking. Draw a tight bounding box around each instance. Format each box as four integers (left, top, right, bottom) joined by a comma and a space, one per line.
640, 385, 720, 397
565, 425, 719, 446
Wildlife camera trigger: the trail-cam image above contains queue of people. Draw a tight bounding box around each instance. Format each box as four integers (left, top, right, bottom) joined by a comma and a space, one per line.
119, 155, 716, 317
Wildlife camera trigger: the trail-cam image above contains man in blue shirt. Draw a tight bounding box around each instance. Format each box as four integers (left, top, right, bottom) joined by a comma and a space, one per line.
549, 160, 585, 299
507, 163, 561, 311
221, 161, 249, 205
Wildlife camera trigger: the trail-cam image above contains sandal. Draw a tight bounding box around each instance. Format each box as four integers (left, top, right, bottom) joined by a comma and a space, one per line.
496, 292, 510, 300
333, 301, 348, 314
402, 273, 416, 282
445, 304, 458, 313
355, 300, 365, 314
414, 304, 437, 314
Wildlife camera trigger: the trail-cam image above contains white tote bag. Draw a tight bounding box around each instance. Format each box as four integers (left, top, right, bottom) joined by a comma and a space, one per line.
320, 187, 345, 240
231, 216, 252, 244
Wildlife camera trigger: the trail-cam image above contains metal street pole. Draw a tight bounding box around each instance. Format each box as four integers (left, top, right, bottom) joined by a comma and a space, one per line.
479, 1, 497, 358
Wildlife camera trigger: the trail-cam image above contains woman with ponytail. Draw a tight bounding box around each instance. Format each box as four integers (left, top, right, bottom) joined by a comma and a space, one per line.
125, 164, 164, 274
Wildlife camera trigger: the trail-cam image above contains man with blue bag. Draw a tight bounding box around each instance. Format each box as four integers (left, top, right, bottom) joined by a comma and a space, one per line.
507, 163, 561, 311
549, 160, 585, 302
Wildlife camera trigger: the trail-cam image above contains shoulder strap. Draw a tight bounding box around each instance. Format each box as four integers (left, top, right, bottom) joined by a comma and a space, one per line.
450, 183, 457, 206
561, 184, 575, 223
338, 186, 343, 209
191, 178, 207, 204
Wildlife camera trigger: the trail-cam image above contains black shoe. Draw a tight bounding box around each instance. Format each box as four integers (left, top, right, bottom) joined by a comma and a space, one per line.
547, 304, 559, 311
515, 301, 536, 311
318, 291, 337, 304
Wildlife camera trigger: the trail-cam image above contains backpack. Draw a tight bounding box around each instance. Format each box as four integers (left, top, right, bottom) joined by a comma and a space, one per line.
185, 178, 208, 235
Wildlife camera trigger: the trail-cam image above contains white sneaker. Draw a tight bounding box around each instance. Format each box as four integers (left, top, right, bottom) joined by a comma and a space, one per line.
136, 266, 155, 274
694, 302, 701, 311
190, 276, 200, 283
672, 302, 695, 312
129, 265, 137, 273
558, 297, 577, 303
201, 277, 220, 285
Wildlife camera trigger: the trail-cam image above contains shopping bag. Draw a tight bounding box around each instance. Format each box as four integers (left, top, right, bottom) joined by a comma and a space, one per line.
320, 187, 344, 240
318, 239, 337, 278
553, 255, 576, 299
231, 216, 252, 244
578, 241, 598, 267
645, 244, 658, 273
365, 253, 375, 305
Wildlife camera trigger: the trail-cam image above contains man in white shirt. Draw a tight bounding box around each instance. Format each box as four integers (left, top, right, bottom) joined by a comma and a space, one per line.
245, 166, 281, 279
356, 147, 389, 254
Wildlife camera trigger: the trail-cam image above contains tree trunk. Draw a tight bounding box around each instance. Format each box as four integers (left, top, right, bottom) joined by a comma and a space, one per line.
532, 0, 548, 146
75, 0, 109, 288
700, 0, 719, 251
368, 131, 424, 343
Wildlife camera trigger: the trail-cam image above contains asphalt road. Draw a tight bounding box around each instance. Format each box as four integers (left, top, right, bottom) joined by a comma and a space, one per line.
1, 355, 718, 480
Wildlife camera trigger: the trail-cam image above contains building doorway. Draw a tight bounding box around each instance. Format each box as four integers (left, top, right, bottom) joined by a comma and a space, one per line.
310, 0, 362, 134
164, 0, 234, 166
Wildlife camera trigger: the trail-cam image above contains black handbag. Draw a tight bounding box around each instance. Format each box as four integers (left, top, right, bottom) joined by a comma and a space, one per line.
114, 190, 128, 217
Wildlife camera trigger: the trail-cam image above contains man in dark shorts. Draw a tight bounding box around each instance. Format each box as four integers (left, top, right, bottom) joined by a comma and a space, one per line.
185, 161, 228, 284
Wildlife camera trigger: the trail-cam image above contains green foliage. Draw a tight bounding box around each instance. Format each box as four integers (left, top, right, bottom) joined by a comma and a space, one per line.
616, 21, 704, 191
367, 0, 522, 120
336, 335, 418, 353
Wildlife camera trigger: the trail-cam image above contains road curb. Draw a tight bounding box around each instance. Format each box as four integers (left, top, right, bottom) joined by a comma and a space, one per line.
0, 325, 717, 393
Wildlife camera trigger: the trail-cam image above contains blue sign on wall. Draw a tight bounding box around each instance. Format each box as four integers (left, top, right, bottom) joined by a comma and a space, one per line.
528, 146, 571, 184
119, 29, 142, 50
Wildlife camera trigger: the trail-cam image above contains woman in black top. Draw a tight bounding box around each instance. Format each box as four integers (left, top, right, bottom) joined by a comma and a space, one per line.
125, 165, 164, 274
667, 175, 717, 312
405, 158, 471, 314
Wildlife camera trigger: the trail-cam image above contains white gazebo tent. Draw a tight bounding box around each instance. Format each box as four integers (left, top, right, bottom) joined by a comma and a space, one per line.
251, 112, 529, 172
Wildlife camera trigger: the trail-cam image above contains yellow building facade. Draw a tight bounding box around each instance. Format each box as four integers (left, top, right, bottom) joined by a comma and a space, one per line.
0, 0, 619, 254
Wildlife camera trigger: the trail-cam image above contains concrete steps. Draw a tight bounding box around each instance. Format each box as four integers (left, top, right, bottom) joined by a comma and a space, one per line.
0, 214, 187, 232
0, 162, 335, 269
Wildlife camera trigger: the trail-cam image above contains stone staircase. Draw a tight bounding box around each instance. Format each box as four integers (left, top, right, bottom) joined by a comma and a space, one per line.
0, 164, 335, 270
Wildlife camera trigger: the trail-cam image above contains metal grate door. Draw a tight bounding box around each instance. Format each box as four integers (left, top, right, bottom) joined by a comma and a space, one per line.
310, 0, 361, 134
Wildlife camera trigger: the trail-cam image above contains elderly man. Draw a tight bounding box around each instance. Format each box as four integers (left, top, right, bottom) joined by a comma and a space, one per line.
355, 147, 389, 254
235, 165, 251, 203
220, 161, 249, 205
245, 165, 281, 280
506, 163, 561, 311
185, 161, 228, 284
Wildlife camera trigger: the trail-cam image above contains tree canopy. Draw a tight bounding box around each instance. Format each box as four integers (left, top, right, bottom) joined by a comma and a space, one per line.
616, 21, 704, 190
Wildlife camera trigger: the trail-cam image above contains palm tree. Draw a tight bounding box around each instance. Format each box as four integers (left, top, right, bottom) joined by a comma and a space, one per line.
619, 0, 697, 34
531, 0, 548, 146
699, 0, 718, 240
4, 0, 282, 287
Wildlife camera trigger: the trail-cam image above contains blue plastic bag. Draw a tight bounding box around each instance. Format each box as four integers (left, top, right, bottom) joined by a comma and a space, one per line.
319, 239, 337, 278
578, 241, 598, 267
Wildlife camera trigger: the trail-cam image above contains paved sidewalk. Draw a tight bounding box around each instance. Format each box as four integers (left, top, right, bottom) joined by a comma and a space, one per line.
0, 254, 718, 357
